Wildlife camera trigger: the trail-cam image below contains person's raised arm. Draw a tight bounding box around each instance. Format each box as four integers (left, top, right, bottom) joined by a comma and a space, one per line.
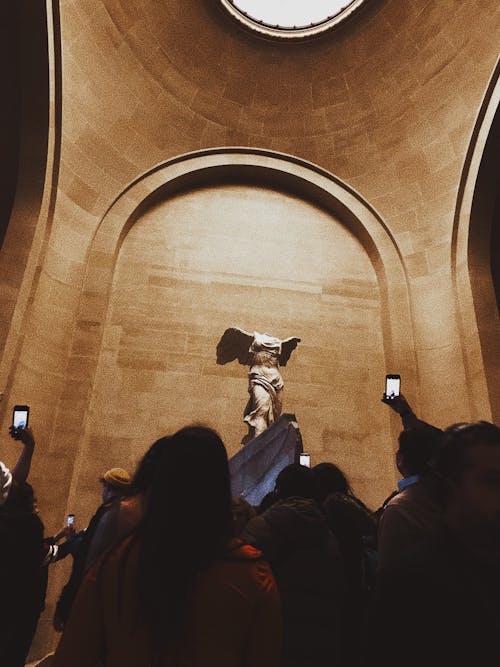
381, 393, 419, 430
10, 426, 35, 485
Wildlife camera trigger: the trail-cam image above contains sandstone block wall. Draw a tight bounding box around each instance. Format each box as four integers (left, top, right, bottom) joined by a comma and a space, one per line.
0, 0, 499, 658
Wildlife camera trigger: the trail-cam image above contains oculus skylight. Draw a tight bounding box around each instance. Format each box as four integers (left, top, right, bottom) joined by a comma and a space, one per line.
221, 0, 366, 39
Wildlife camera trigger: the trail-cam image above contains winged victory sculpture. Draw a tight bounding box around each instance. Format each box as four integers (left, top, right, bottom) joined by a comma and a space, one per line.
216, 327, 301, 444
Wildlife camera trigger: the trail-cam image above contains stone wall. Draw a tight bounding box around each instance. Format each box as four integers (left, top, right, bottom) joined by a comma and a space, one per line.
0, 0, 499, 658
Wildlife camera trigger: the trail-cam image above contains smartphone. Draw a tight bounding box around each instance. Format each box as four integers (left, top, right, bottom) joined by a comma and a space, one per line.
67, 514, 75, 527
385, 374, 401, 399
299, 453, 311, 468
12, 405, 30, 433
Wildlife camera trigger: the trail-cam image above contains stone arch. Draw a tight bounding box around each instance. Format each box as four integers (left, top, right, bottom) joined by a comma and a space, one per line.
80, 148, 414, 370
57, 148, 416, 507
452, 60, 500, 422
0, 0, 62, 389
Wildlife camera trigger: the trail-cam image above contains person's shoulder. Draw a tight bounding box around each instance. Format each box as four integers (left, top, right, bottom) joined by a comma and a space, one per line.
384, 487, 413, 509
89, 533, 139, 579
264, 495, 318, 519
390, 479, 440, 517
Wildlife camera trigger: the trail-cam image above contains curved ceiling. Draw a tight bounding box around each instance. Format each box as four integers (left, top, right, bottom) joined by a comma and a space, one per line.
60, 0, 500, 202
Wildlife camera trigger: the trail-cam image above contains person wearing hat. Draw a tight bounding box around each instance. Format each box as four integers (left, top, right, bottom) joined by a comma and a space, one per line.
53, 466, 132, 632
100, 467, 132, 502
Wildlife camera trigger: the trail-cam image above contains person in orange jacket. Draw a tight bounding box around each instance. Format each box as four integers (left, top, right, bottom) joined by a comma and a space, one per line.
53, 426, 282, 667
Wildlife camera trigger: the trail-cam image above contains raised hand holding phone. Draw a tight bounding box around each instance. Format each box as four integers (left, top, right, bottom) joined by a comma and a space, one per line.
10, 405, 30, 440
65, 514, 76, 538
384, 374, 400, 400
381, 379, 418, 429
299, 453, 311, 467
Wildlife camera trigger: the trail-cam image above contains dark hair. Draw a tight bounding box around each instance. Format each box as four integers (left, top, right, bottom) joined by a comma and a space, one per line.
3, 481, 35, 512
131, 437, 170, 494
311, 462, 351, 501
137, 426, 233, 648
275, 463, 316, 500
312, 462, 372, 514
398, 423, 444, 475
435, 421, 500, 481
324, 492, 376, 538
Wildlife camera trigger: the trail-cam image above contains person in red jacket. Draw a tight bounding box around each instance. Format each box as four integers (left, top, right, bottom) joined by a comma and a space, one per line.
53, 426, 282, 667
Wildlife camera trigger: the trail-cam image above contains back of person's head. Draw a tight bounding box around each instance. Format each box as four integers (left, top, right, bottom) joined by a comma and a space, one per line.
397, 423, 444, 476
3, 481, 35, 513
435, 421, 500, 482
311, 462, 351, 501
144, 426, 233, 542
138, 425, 233, 647
275, 463, 316, 500
433, 422, 500, 550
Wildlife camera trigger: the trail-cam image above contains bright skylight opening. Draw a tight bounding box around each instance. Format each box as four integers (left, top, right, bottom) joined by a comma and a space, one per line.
230, 0, 356, 28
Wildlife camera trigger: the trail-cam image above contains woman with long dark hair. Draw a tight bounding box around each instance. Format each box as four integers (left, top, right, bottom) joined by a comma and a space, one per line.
53, 426, 282, 666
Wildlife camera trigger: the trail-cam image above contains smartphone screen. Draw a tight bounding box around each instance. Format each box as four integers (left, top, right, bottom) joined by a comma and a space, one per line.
385, 374, 401, 399
12, 405, 30, 430
67, 514, 75, 527
299, 453, 311, 468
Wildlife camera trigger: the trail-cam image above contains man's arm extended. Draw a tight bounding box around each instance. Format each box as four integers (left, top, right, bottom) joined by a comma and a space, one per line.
10, 426, 35, 485
381, 393, 420, 430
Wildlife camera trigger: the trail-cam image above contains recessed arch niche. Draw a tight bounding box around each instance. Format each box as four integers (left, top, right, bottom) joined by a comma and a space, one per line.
452, 62, 500, 422
0, 0, 59, 362
61, 149, 415, 511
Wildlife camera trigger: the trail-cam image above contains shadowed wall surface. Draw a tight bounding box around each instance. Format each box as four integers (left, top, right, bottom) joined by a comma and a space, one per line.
0, 0, 499, 659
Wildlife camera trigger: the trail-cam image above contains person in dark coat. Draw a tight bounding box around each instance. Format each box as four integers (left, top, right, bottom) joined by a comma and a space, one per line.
312, 462, 376, 666
53, 467, 132, 631
0, 482, 47, 667
368, 421, 500, 667
375, 394, 444, 570
241, 464, 345, 667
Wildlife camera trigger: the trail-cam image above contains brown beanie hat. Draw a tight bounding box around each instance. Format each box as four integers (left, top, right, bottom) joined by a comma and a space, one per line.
101, 467, 132, 492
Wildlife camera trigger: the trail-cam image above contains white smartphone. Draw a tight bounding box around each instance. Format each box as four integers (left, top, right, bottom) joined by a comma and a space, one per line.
385, 374, 401, 399
299, 453, 311, 467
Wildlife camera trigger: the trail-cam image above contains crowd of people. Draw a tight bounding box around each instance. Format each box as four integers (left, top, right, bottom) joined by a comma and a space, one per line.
1, 393, 500, 666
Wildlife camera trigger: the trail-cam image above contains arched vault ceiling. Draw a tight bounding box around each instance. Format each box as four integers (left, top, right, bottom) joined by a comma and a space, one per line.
58, 0, 500, 258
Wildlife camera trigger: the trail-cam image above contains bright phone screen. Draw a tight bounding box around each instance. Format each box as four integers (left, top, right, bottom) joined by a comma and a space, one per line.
13, 409, 29, 429
299, 453, 311, 467
385, 376, 400, 398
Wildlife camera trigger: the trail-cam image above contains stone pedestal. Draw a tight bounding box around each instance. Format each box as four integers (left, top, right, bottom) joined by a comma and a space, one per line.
228, 413, 303, 506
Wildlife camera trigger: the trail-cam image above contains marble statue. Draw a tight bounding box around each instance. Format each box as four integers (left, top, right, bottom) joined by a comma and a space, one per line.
216, 327, 301, 444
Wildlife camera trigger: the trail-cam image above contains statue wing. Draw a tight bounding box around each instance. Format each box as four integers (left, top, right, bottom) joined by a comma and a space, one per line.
279, 336, 301, 366
216, 327, 254, 365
